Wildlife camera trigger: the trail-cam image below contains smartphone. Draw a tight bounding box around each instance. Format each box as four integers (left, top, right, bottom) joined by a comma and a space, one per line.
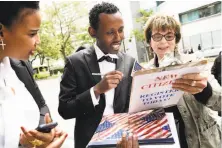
36, 122, 58, 133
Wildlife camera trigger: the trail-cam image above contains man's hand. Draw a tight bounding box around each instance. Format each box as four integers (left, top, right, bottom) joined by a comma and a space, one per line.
116, 132, 139, 148
172, 73, 208, 94
94, 70, 123, 97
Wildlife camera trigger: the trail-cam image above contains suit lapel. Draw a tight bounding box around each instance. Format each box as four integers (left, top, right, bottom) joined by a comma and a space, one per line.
116, 52, 124, 72
84, 48, 126, 112
21, 61, 36, 84
113, 52, 125, 110
84, 46, 101, 84
84, 47, 106, 114
23, 61, 34, 75
10, 59, 36, 87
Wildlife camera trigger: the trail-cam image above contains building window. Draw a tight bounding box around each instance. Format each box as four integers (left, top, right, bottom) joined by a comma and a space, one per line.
179, 1, 221, 24
156, 1, 165, 7
182, 30, 221, 50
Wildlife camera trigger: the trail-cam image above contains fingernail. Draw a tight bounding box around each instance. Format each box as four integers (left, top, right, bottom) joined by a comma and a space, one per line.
21, 126, 26, 131
122, 131, 127, 137
128, 133, 133, 138
133, 135, 138, 139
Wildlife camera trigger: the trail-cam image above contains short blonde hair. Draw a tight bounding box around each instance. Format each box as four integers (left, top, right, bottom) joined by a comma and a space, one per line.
144, 14, 181, 44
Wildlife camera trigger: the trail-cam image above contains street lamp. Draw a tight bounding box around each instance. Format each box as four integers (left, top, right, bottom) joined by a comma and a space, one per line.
46, 58, 51, 75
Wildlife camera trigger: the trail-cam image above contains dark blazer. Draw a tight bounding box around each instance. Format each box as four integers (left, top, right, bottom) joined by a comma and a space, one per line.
10, 58, 50, 125
59, 46, 135, 148
211, 52, 221, 86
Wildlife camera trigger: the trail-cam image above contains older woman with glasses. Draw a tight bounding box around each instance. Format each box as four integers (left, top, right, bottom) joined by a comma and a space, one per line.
143, 14, 221, 148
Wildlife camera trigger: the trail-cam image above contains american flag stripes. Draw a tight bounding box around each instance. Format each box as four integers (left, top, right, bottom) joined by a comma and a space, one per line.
88, 109, 174, 147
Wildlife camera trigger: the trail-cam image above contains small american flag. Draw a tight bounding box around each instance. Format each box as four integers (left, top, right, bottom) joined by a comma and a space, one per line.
131, 60, 143, 76
88, 109, 174, 147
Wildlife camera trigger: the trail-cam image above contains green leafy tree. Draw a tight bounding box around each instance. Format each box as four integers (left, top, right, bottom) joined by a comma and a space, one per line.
41, 1, 88, 62
31, 21, 60, 65
75, 27, 95, 47
131, 9, 153, 60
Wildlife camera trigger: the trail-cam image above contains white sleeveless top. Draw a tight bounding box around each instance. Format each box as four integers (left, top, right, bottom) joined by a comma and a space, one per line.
0, 57, 39, 148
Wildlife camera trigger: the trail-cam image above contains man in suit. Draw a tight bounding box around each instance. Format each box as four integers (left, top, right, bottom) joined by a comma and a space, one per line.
10, 58, 50, 125
211, 51, 221, 86
58, 2, 135, 148
76, 46, 86, 53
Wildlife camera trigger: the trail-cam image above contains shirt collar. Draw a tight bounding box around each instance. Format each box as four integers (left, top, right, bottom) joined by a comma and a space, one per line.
94, 43, 118, 60
0, 57, 10, 67
0, 57, 11, 77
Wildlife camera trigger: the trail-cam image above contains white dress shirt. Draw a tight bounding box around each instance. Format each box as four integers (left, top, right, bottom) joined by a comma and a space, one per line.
90, 43, 118, 116
0, 57, 39, 148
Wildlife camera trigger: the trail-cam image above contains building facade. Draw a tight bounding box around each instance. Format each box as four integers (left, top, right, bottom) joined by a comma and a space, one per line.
154, 1, 221, 52
130, 1, 221, 61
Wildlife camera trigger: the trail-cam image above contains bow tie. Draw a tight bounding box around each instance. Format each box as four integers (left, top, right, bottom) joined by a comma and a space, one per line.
98, 56, 117, 64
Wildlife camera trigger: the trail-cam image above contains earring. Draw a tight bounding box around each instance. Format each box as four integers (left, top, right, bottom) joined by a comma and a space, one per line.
0, 38, 6, 50
0, 25, 6, 51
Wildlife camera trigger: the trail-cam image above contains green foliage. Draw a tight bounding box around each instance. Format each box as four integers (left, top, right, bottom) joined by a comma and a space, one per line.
135, 9, 153, 24
37, 21, 60, 59
33, 66, 50, 79
130, 9, 153, 60
35, 1, 88, 64
131, 9, 153, 43
75, 28, 95, 47
131, 29, 144, 42
50, 67, 64, 75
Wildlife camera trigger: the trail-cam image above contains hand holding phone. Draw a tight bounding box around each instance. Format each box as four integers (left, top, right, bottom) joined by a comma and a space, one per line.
36, 122, 58, 133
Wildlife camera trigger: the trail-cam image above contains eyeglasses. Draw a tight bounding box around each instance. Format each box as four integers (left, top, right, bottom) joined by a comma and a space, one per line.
151, 33, 175, 42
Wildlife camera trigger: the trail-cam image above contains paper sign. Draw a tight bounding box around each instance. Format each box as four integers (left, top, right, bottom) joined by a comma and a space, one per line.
129, 60, 207, 113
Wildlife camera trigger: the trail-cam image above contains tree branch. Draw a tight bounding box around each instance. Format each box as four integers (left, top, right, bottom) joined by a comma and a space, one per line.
30, 53, 40, 64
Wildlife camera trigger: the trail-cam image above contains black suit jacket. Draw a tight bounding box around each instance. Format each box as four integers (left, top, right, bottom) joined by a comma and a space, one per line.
59, 46, 135, 148
211, 52, 221, 85
10, 58, 50, 125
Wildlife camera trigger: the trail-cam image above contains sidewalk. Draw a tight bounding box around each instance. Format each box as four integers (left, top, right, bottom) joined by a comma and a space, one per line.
36, 78, 75, 148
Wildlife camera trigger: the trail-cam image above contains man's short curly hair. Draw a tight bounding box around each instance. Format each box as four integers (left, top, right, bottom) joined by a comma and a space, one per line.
89, 2, 120, 30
